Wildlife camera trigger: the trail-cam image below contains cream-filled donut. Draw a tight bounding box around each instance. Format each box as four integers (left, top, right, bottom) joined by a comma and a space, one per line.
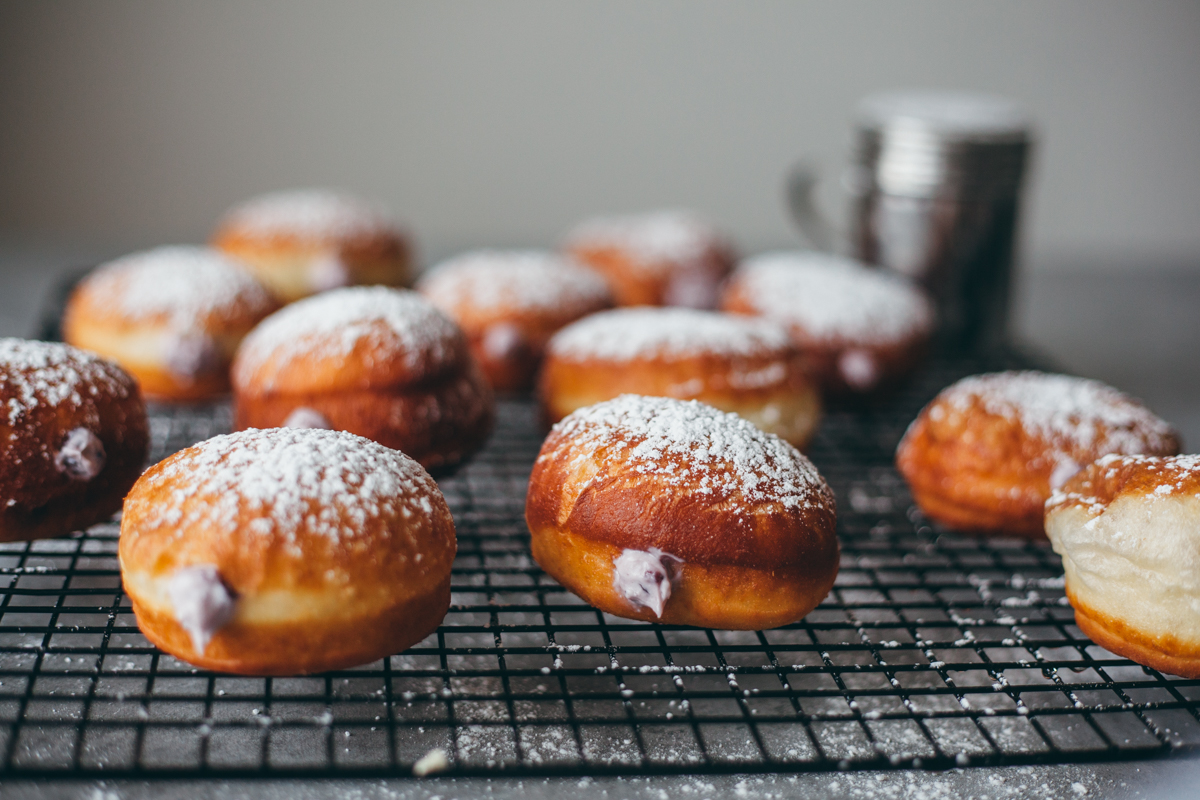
1047, 454, 1200, 678
213, 189, 414, 302
526, 395, 838, 629
417, 250, 612, 391
721, 251, 934, 394
539, 307, 821, 448
119, 427, 456, 674
63, 246, 278, 402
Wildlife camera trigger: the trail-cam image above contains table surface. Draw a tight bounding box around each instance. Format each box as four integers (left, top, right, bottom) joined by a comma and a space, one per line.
0, 249, 1197, 799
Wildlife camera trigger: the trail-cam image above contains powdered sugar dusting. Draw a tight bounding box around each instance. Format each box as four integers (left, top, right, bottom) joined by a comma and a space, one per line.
220, 189, 394, 240
418, 250, 610, 314
1048, 453, 1200, 511
944, 372, 1178, 462
547, 395, 829, 512
234, 287, 461, 383
547, 308, 791, 362
566, 210, 722, 273
137, 427, 440, 547
0, 339, 132, 428
80, 246, 272, 327
731, 251, 934, 343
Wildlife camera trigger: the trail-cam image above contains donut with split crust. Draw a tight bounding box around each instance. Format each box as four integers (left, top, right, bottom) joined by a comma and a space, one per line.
231, 286, 494, 472
0, 339, 148, 542
897, 371, 1181, 538
538, 307, 821, 449
526, 394, 838, 630
213, 189, 415, 303
1047, 454, 1200, 678
564, 210, 735, 309
119, 426, 456, 675
417, 250, 612, 391
720, 251, 934, 395
62, 246, 278, 402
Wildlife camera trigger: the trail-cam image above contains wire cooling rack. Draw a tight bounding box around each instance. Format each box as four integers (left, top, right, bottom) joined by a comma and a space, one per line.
1, 352, 1198, 780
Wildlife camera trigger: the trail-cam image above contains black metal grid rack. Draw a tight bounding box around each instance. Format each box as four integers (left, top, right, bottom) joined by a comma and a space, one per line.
1, 352, 1198, 781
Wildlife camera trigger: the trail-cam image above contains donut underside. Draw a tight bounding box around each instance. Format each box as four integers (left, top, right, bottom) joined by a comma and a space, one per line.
131, 576, 450, 676
907, 482, 1045, 539
234, 383, 494, 473
1070, 590, 1200, 679
529, 522, 835, 631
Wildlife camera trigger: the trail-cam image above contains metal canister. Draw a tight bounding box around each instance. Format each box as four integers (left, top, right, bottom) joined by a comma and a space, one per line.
847, 91, 1032, 350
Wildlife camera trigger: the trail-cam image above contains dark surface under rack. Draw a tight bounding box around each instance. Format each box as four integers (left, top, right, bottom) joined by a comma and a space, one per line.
1, 351, 1198, 781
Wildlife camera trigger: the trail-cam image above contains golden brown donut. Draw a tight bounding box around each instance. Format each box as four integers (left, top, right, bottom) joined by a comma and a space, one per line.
897, 371, 1181, 538
539, 308, 821, 449
1046, 454, 1200, 678
526, 395, 838, 629
62, 246, 278, 402
721, 251, 935, 395
416, 250, 613, 391
213, 189, 414, 303
564, 210, 735, 308
119, 427, 455, 674
231, 286, 494, 472
0, 339, 148, 542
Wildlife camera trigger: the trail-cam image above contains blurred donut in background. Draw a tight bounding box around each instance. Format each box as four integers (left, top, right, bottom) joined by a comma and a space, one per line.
213, 189, 415, 303
564, 210, 735, 309
417, 250, 612, 392
721, 251, 934, 395
62, 246, 278, 402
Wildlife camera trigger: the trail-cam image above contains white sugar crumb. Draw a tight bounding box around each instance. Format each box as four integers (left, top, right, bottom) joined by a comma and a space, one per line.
220, 189, 395, 240
566, 210, 722, 273
732, 250, 934, 343
411, 747, 450, 776
418, 249, 610, 313
1048, 454, 1200, 510
81, 246, 272, 326
549, 394, 829, 512
547, 307, 792, 362
234, 287, 460, 386
0, 339, 131, 427
138, 427, 439, 545
946, 371, 1177, 459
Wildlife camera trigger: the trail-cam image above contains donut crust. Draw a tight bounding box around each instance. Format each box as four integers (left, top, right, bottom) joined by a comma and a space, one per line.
0, 343, 149, 542
1071, 593, 1200, 680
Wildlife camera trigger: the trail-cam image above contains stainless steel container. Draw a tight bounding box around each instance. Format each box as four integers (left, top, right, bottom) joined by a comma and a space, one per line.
793, 91, 1033, 350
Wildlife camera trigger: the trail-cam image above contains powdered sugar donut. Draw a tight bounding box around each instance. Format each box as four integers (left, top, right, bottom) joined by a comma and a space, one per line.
721, 251, 934, 394
232, 286, 493, 471
0, 339, 148, 541
897, 371, 1180, 538
539, 308, 821, 448
213, 189, 414, 302
564, 210, 735, 308
119, 427, 455, 674
526, 395, 838, 629
1047, 454, 1200, 677
63, 246, 278, 402
417, 250, 612, 391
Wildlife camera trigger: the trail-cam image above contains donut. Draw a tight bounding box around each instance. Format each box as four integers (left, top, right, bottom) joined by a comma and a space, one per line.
539, 308, 821, 448
721, 251, 934, 394
897, 371, 1181, 538
564, 210, 735, 308
62, 246, 278, 402
416, 250, 612, 391
526, 395, 838, 629
119, 427, 455, 674
213, 189, 414, 302
0, 339, 148, 542
231, 286, 494, 472
1047, 454, 1200, 677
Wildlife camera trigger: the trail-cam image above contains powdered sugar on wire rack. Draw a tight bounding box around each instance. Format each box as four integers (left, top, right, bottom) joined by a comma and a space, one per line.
732, 251, 935, 343
547, 307, 792, 362
546, 394, 829, 513
418, 250, 610, 314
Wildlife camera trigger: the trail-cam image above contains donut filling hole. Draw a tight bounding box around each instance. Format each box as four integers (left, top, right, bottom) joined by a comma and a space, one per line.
613, 548, 681, 618
54, 427, 105, 481
164, 564, 237, 655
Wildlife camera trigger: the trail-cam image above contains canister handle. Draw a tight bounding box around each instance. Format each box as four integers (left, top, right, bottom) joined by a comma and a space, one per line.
786, 162, 838, 253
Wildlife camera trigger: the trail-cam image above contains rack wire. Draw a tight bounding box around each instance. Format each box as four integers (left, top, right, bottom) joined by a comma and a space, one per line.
1, 352, 1197, 780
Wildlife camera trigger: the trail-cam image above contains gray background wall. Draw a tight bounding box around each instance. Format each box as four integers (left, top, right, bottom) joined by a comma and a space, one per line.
2, 1, 1199, 270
